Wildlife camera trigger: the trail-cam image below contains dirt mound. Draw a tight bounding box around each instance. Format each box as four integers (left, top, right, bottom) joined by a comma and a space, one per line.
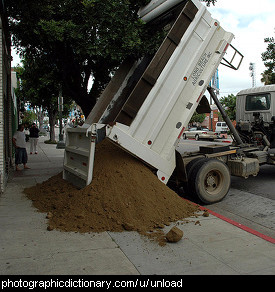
24, 140, 199, 244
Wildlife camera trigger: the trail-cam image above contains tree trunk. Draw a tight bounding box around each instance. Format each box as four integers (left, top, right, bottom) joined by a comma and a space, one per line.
36, 107, 45, 131
48, 109, 58, 142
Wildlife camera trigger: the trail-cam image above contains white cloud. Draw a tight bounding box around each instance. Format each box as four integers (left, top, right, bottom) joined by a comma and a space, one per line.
205, 0, 275, 96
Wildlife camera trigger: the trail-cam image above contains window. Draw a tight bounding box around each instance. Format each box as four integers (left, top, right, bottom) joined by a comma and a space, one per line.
245, 93, 271, 111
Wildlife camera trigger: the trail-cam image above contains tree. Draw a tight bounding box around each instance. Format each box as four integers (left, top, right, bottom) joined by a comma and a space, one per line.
8, 0, 216, 118
190, 112, 206, 124
202, 0, 217, 6
261, 36, 275, 85
8, 0, 157, 117
14, 55, 73, 142
20, 110, 36, 129
219, 94, 236, 121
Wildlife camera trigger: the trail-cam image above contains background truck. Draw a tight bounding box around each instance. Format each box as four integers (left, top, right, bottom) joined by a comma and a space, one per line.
215, 122, 229, 135
236, 84, 275, 149
63, 0, 251, 205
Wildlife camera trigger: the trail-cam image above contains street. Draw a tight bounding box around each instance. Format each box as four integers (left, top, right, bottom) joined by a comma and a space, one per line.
176, 139, 275, 240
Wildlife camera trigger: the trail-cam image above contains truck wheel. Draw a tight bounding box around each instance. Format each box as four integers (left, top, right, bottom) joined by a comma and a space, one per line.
182, 157, 208, 194
183, 133, 187, 139
195, 134, 199, 141
189, 159, 231, 204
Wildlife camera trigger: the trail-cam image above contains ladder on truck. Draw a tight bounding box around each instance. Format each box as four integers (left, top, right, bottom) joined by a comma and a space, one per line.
63, 0, 243, 189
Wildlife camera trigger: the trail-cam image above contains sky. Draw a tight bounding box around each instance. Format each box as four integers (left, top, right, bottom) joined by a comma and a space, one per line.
205, 0, 275, 96
11, 0, 275, 96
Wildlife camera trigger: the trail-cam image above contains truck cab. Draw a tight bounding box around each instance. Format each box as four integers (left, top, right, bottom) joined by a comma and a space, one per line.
236, 85, 275, 147
236, 85, 275, 124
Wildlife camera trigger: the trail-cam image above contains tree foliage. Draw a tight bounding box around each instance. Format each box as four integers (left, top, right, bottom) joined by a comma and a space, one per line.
219, 94, 236, 121
20, 110, 36, 128
190, 112, 206, 124
8, 0, 216, 117
14, 55, 73, 141
261, 37, 275, 85
7, 0, 157, 117
201, 0, 217, 6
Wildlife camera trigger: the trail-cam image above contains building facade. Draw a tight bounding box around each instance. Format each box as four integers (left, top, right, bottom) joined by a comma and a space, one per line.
0, 1, 14, 194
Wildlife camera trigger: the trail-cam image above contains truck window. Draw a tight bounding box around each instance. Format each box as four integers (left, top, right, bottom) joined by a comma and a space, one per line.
245, 93, 271, 111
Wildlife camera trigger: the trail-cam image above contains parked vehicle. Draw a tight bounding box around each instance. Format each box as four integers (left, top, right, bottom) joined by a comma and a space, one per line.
215, 122, 228, 134
42, 124, 49, 132
182, 127, 217, 141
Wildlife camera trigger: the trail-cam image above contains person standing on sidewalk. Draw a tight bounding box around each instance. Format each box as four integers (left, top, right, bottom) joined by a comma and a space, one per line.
29, 123, 40, 154
12, 124, 30, 171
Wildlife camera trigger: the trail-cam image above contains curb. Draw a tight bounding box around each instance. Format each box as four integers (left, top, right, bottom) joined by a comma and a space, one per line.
184, 198, 275, 244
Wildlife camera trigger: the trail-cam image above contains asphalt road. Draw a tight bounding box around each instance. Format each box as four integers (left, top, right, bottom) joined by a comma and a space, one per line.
176, 138, 275, 240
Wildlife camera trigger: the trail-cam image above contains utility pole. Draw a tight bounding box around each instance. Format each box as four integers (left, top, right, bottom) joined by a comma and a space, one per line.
56, 87, 65, 149
249, 62, 256, 87
209, 69, 219, 130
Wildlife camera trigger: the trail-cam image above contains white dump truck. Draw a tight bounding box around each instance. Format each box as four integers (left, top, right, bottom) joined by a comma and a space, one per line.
63, 0, 250, 204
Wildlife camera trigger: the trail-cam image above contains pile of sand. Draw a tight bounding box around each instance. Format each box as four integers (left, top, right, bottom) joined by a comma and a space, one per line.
24, 140, 199, 245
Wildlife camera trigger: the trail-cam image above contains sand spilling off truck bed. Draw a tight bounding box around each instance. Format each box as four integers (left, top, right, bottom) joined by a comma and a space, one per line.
24, 140, 199, 244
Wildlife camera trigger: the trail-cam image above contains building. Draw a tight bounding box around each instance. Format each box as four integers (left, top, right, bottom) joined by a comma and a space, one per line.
0, 1, 15, 194
202, 104, 236, 133
201, 104, 220, 131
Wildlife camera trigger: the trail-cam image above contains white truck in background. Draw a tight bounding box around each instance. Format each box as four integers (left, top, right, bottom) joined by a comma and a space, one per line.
215, 122, 229, 135
62, 0, 253, 204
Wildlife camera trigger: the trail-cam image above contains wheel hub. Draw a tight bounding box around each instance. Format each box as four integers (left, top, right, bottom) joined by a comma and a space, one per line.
206, 174, 216, 187
205, 171, 221, 192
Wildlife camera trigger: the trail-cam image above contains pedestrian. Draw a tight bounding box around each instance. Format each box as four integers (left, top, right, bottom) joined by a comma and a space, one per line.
29, 123, 40, 154
12, 124, 30, 171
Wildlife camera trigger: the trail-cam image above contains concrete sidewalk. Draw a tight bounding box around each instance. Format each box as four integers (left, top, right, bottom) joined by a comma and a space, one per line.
0, 135, 274, 275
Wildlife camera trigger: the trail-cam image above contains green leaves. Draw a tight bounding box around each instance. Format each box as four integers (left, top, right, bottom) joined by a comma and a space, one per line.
7, 0, 164, 116
261, 37, 275, 85
219, 94, 236, 121
200, 0, 217, 6
38, 19, 73, 42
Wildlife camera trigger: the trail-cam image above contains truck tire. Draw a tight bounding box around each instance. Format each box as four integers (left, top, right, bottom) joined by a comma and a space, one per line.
182, 157, 208, 194
183, 133, 187, 139
188, 158, 231, 204
195, 134, 199, 141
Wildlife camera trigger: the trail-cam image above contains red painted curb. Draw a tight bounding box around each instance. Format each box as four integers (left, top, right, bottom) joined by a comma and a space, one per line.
184, 199, 275, 244
200, 205, 275, 244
